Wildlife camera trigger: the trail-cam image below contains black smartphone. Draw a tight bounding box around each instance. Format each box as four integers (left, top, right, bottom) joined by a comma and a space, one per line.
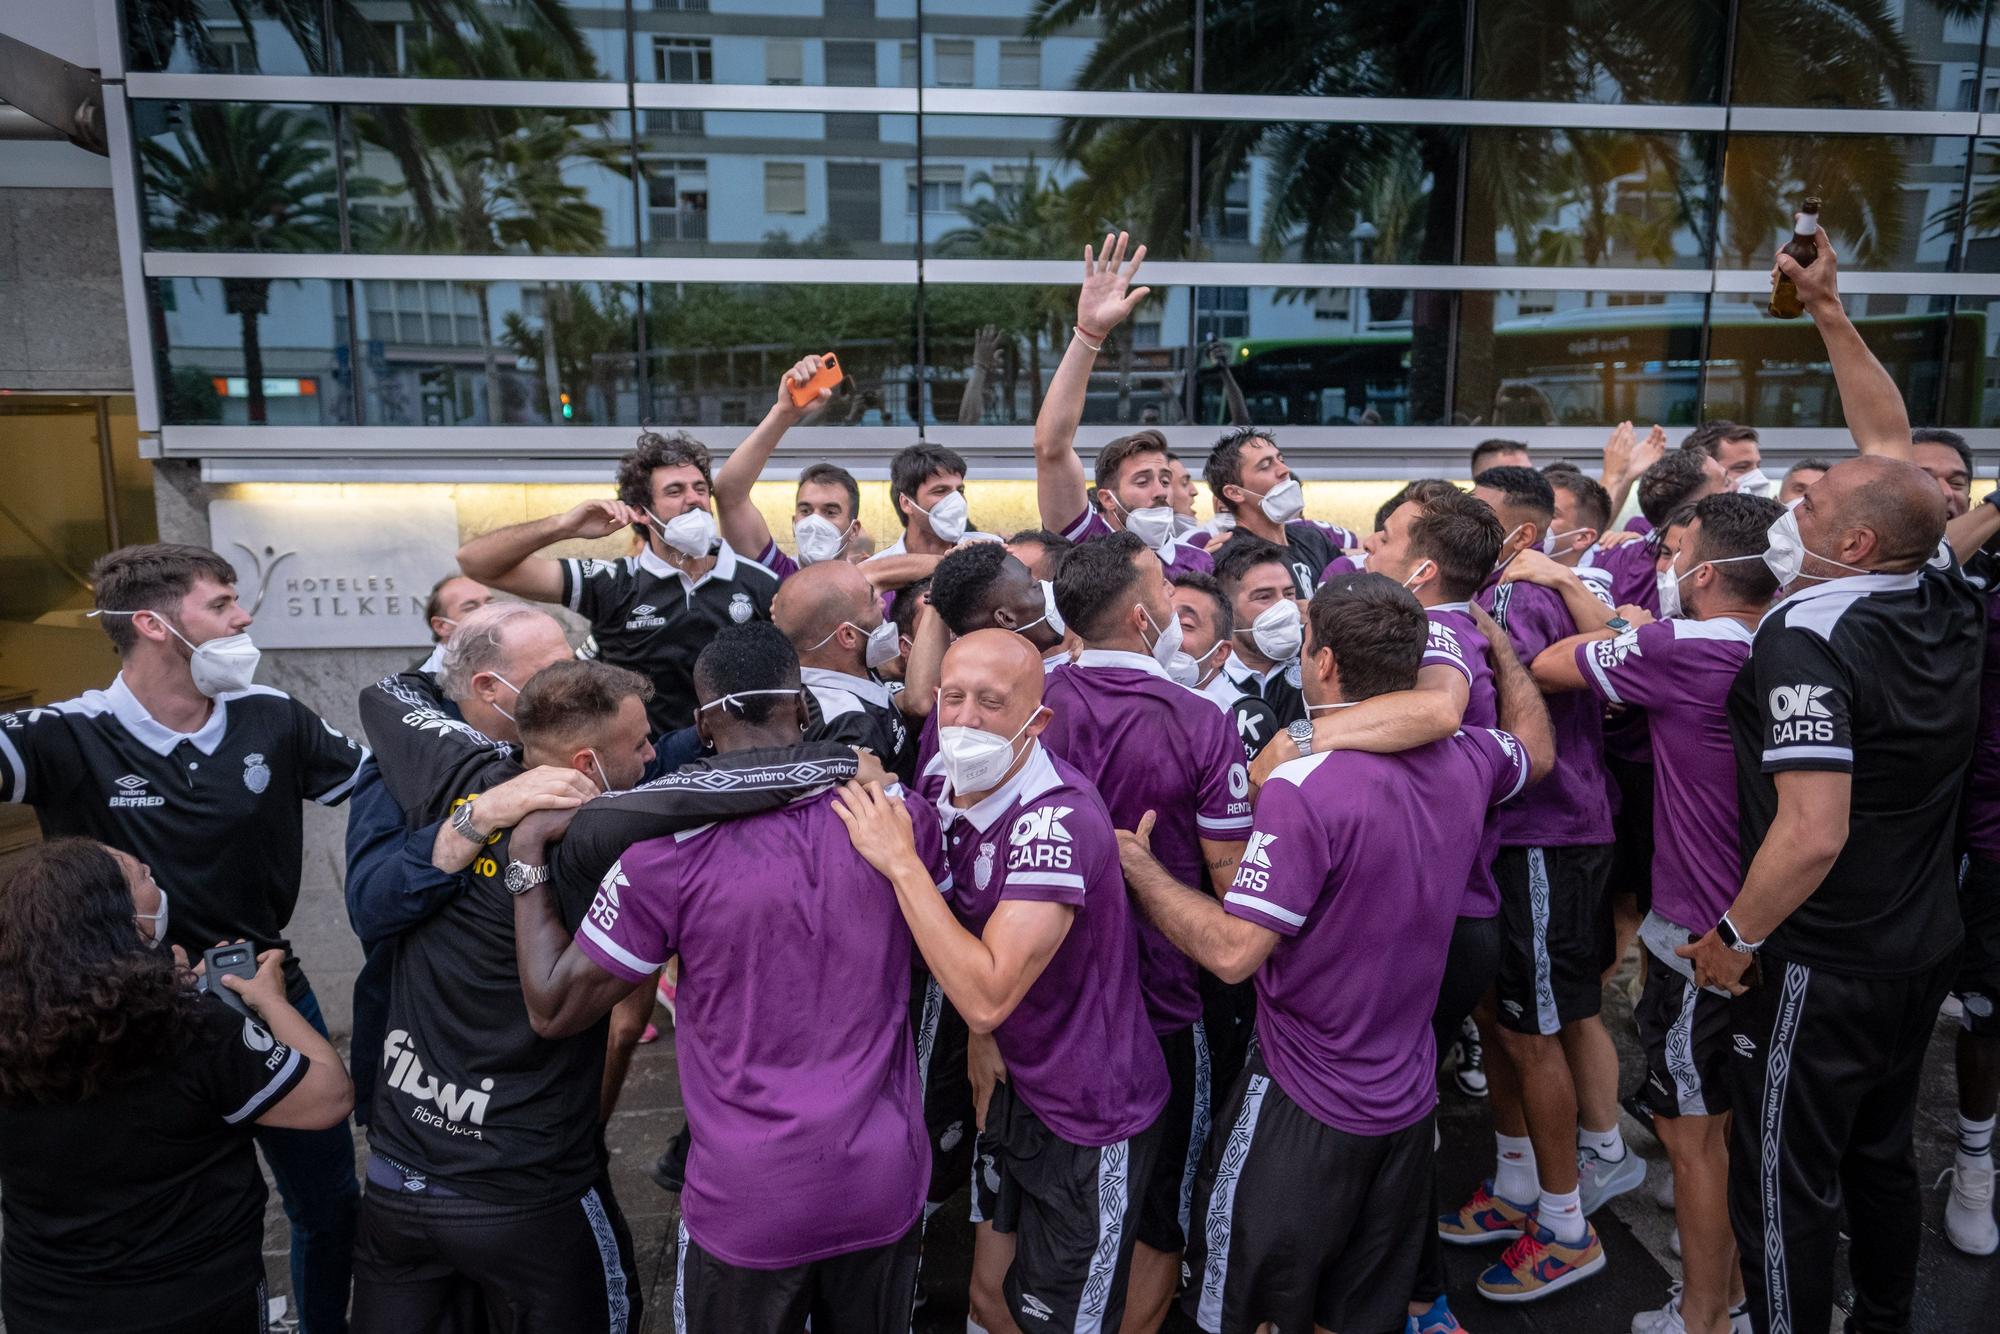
198, 944, 259, 1016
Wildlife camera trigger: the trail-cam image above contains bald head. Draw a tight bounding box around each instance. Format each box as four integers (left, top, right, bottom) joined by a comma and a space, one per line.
1804, 456, 1947, 574
439, 602, 574, 744
773, 559, 879, 669
938, 628, 1049, 763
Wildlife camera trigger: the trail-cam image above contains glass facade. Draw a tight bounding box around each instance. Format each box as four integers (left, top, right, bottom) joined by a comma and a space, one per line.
117, 1, 2000, 442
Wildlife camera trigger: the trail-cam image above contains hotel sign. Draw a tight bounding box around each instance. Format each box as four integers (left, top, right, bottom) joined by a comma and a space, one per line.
208, 497, 460, 649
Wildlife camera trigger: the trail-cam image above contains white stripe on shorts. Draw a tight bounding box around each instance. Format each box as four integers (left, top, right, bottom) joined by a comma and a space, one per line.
1665, 978, 1708, 1117
1197, 1073, 1269, 1333
579, 1187, 631, 1333
1180, 1020, 1212, 1238
674, 1217, 689, 1334
1759, 961, 1810, 1334
1074, 1138, 1131, 1334
1527, 849, 1560, 1035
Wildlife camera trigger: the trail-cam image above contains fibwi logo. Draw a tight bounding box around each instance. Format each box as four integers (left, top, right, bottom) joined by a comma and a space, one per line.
109, 774, 165, 808
624, 603, 667, 631
383, 1029, 493, 1129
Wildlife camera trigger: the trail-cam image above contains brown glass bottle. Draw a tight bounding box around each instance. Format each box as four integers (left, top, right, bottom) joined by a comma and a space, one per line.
1768, 197, 1823, 319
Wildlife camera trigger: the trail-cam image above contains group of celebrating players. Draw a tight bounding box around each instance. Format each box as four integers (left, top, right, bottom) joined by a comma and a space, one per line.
1, 230, 1994, 1334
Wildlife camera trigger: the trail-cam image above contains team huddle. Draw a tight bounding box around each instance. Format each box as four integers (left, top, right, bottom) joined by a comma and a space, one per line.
0, 231, 1995, 1334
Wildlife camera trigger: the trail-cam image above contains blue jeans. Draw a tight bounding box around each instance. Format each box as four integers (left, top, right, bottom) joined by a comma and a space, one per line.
253, 986, 360, 1333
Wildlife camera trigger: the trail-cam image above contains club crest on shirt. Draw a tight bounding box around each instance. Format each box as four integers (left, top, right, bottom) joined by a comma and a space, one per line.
974, 842, 996, 890
1283, 661, 1303, 689
242, 752, 271, 794
728, 592, 754, 624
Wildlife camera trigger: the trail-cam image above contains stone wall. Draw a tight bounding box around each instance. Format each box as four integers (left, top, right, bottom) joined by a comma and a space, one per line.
0, 186, 129, 392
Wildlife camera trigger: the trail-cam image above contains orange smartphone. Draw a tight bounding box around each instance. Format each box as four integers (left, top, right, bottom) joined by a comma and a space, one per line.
789, 353, 845, 408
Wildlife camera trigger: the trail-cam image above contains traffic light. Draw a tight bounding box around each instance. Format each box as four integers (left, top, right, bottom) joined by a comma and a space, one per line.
559, 390, 573, 420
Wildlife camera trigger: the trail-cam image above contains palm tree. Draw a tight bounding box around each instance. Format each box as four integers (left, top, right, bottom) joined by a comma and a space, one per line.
141, 102, 339, 424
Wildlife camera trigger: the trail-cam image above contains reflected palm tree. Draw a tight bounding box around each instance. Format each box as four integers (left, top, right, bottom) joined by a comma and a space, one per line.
500, 283, 636, 425
141, 103, 339, 424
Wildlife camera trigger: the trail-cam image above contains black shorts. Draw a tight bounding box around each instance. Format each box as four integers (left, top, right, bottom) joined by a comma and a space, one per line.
1184, 1053, 1434, 1334
1634, 944, 1733, 1119
672, 1219, 920, 1334
1137, 1020, 1212, 1254
352, 1172, 641, 1333
912, 971, 975, 1205
1493, 844, 1615, 1036
1429, 913, 1501, 1061
1200, 970, 1258, 1122
972, 1078, 1163, 1333
1957, 852, 2000, 1036
1605, 754, 1656, 918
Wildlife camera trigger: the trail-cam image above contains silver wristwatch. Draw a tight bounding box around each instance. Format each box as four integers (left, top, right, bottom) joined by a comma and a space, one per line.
1286, 718, 1315, 756
504, 860, 551, 896
450, 796, 483, 842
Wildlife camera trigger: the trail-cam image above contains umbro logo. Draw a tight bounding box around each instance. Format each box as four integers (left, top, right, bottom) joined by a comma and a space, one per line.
625, 603, 668, 630
1243, 831, 1277, 868
1768, 684, 1832, 722
109, 774, 166, 808
1019, 1293, 1054, 1322
1733, 1033, 1758, 1059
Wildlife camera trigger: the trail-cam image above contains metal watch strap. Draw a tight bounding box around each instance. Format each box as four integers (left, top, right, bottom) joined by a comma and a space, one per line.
450, 797, 481, 841
505, 860, 550, 896
1286, 718, 1315, 756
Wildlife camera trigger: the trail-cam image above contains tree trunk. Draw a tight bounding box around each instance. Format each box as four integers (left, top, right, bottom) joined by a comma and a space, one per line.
1115, 327, 1134, 422
239, 305, 267, 425
475, 284, 502, 423
540, 281, 565, 423
1408, 136, 1462, 425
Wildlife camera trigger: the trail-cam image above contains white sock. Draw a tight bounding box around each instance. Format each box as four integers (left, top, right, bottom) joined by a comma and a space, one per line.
1538, 1187, 1586, 1245
1580, 1123, 1626, 1162
967, 1323, 990, 1334
1494, 1133, 1537, 1204
1960, 1113, 1996, 1165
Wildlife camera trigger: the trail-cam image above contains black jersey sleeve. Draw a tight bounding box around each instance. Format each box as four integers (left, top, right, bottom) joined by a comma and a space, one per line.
358, 675, 519, 826
558, 556, 632, 623
548, 742, 863, 902
0, 706, 85, 807
182, 991, 309, 1128
290, 698, 368, 806
1752, 619, 1855, 774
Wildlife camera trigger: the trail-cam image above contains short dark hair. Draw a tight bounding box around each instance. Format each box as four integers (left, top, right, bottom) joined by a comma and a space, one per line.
797, 462, 861, 521
617, 431, 712, 538
1095, 429, 1170, 494
929, 542, 1013, 636
1203, 426, 1276, 516
1637, 448, 1714, 526
1307, 573, 1428, 702
889, 443, 968, 528
888, 579, 931, 641
423, 573, 459, 634
692, 622, 800, 725
1053, 530, 1149, 640
1470, 438, 1529, 474
515, 660, 653, 753
1471, 465, 1555, 524
1544, 467, 1612, 533
1783, 456, 1834, 482
1173, 570, 1233, 642
1008, 527, 1073, 552
1912, 427, 1973, 478
1681, 420, 1759, 457
1212, 535, 1294, 601
1373, 482, 1416, 534
89, 543, 238, 656
1407, 484, 1506, 601
1688, 493, 1784, 604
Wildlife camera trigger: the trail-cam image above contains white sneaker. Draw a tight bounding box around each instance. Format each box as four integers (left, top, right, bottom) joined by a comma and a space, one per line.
1943, 993, 1966, 1021
1941, 1156, 2000, 1255
1577, 1144, 1646, 1215
1632, 1285, 1751, 1334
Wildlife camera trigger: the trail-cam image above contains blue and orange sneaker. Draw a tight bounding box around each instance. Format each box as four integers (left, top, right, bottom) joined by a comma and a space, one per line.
1406, 1294, 1470, 1333
1476, 1218, 1605, 1301
1438, 1179, 1532, 1245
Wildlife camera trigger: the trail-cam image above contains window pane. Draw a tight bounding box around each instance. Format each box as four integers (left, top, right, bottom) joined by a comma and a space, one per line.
824, 40, 878, 87
333, 1, 626, 80
1203, 1, 1462, 97
154, 277, 351, 425
764, 162, 808, 215
1955, 139, 2000, 271
924, 115, 1189, 259
124, 0, 327, 74
1734, 0, 1984, 110
1205, 122, 1459, 264
999, 41, 1040, 89
635, 13, 915, 89
766, 38, 805, 86
345, 107, 638, 256
923, 1, 1192, 92
1706, 291, 1960, 428
646, 283, 919, 427
1472, 0, 1726, 105
136, 102, 339, 253
1949, 298, 2000, 425
1455, 291, 1710, 428
1464, 129, 1716, 268
1718, 135, 1964, 272
934, 39, 975, 88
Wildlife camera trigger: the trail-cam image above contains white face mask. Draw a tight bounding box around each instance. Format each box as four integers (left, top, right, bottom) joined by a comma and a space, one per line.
1237, 599, 1303, 662
1113, 497, 1178, 551
135, 887, 169, 949
1402, 559, 1436, 593
1167, 641, 1226, 687
94, 611, 263, 698
584, 747, 613, 794
794, 514, 854, 565
1247, 476, 1306, 525
937, 703, 1045, 795
1492, 524, 1529, 574
1139, 601, 1184, 670
1763, 506, 1869, 587
915, 490, 969, 544
1015, 580, 1066, 640
694, 687, 803, 719
1541, 526, 1594, 556
649, 506, 718, 559
806, 618, 899, 670
488, 670, 525, 724
1731, 468, 1775, 499
1172, 511, 1200, 537
1209, 511, 1237, 535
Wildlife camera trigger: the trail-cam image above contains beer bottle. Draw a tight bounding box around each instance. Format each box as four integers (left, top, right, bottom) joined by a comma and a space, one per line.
1767, 197, 1822, 319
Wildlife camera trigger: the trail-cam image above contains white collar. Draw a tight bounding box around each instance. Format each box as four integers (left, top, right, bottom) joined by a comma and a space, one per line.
1428, 601, 1472, 614
1223, 653, 1292, 688
799, 665, 894, 710
106, 674, 231, 757
1765, 566, 1924, 622
1670, 616, 1756, 644
637, 537, 740, 587
1042, 651, 1067, 674
929, 741, 1064, 833
1195, 670, 1241, 711
1071, 647, 1169, 679
419, 643, 447, 680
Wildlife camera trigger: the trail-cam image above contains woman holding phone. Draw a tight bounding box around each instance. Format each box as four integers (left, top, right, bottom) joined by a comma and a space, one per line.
0, 838, 353, 1334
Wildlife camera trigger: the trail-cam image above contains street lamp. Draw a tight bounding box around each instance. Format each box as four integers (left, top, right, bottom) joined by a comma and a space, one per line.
1349, 216, 1378, 334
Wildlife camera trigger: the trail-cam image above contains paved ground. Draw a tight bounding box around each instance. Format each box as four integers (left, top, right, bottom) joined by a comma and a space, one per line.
245, 953, 2000, 1333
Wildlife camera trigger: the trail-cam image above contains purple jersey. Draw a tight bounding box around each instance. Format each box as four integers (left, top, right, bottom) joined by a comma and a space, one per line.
1580, 538, 1661, 614
1225, 729, 1531, 1134
1058, 507, 1215, 580
1966, 588, 2000, 858
1424, 604, 1503, 918
1576, 619, 1752, 931
1478, 578, 1615, 846
1318, 552, 1364, 585
1041, 651, 1255, 1033
918, 744, 1169, 1144
754, 538, 801, 583
1625, 514, 1654, 536
573, 789, 944, 1267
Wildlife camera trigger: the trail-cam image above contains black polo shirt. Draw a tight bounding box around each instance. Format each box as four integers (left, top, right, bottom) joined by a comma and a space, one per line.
562, 541, 782, 733
357, 656, 518, 827
1219, 653, 1306, 729
1726, 544, 1982, 975
801, 666, 917, 783
0, 676, 367, 1000
1217, 521, 1357, 599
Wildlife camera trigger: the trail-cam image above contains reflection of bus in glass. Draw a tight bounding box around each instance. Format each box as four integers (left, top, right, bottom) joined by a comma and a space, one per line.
1196, 304, 1980, 428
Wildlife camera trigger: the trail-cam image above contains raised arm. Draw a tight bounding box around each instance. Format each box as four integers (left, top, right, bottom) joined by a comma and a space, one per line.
508, 807, 640, 1039
1604, 422, 1665, 521
456, 499, 647, 604
711, 356, 830, 560
1483, 605, 1557, 783
1035, 232, 1152, 532
1783, 238, 1911, 460
1247, 663, 1467, 793
899, 596, 950, 719
1501, 549, 1622, 633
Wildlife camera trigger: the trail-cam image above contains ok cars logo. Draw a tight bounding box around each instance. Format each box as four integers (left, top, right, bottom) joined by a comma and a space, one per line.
1769, 684, 1835, 745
